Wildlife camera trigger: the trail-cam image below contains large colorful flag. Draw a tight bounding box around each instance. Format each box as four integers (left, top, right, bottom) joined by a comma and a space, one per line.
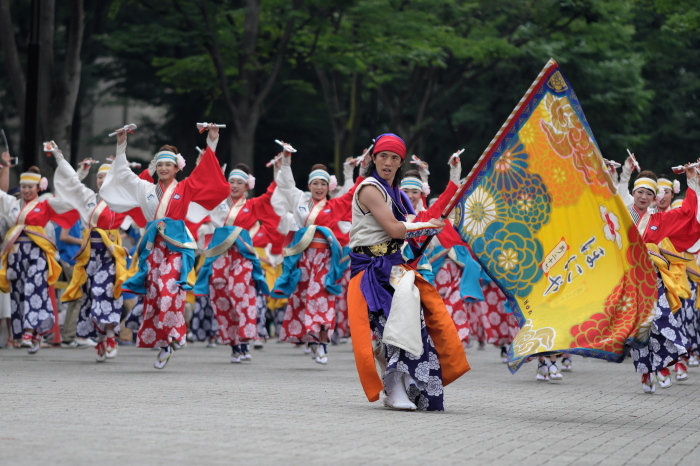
453, 59, 657, 372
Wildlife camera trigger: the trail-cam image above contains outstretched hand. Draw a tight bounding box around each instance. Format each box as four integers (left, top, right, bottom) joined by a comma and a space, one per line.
116, 129, 127, 145
208, 123, 219, 141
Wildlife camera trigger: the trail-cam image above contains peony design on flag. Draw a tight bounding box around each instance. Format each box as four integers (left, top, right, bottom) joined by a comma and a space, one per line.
453, 59, 657, 373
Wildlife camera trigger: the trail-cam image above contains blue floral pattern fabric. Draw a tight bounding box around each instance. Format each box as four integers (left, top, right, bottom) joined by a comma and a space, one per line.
7, 242, 54, 339
256, 291, 269, 339
631, 277, 688, 373
680, 281, 698, 354
75, 244, 123, 339
124, 296, 143, 331
370, 309, 444, 411
189, 295, 218, 341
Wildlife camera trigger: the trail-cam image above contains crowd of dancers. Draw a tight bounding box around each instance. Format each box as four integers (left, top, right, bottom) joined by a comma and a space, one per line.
2, 124, 700, 411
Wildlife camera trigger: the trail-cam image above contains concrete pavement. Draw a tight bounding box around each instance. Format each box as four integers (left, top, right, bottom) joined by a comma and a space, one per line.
1, 341, 700, 465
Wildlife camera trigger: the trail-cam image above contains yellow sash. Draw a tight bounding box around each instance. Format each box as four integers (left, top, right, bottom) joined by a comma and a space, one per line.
647, 239, 691, 312
686, 258, 700, 309
0, 224, 62, 293
62, 228, 129, 302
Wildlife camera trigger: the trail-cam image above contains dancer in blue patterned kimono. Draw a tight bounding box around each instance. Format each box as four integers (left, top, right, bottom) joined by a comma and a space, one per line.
0, 151, 79, 353
53, 147, 148, 362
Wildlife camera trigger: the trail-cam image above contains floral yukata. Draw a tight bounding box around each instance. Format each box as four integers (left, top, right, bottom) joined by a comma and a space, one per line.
270, 161, 360, 344
100, 138, 229, 348
53, 157, 147, 339
193, 181, 279, 347
629, 182, 700, 375
0, 191, 79, 340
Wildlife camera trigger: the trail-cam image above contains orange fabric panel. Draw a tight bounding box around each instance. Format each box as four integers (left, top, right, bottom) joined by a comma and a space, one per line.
347, 267, 470, 403
412, 269, 471, 386
347, 271, 383, 402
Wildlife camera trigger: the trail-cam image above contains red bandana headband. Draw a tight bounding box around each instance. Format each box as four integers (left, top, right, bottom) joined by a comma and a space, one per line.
372, 133, 406, 159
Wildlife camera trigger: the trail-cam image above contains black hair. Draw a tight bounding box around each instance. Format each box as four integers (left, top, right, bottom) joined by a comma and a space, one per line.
235, 163, 251, 175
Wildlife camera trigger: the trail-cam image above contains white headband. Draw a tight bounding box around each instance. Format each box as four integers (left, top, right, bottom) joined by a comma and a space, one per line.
633, 177, 657, 194
308, 169, 337, 191
155, 150, 186, 170
20, 172, 48, 191
228, 169, 255, 189
400, 176, 430, 196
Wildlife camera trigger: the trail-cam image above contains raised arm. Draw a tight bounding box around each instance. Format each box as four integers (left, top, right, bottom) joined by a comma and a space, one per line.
181, 132, 229, 210
270, 153, 305, 217
51, 149, 97, 218
100, 131, 156, 216
331, 159, 356, 198
0, 152, 11, 193
617, 156, 635, 207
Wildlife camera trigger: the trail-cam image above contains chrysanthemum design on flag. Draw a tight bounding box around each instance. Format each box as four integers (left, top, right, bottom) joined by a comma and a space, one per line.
453, 59, 657, 372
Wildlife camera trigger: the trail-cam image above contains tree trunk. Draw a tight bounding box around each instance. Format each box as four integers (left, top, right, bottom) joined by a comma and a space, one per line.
228, 98, 261, 171
317, 69, 363, 175
0, 0, 26, 122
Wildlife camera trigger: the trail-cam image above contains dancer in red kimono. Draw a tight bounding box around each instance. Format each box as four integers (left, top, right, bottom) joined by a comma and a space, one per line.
270, 149, 363, 364
100, 125, 229, 369
194, 163, 283, 363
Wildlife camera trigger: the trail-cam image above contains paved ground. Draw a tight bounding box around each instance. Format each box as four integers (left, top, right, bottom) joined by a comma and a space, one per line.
1, 341, 700, 466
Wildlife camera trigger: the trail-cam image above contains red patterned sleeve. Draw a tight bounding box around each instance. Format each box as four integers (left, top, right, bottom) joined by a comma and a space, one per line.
644, 188, 700, 251
46, 202, 81, 229
250, 181, 281, 232
181, 147, 230, 211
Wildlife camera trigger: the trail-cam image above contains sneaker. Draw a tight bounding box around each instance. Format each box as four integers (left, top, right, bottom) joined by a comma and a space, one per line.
477, 341, 486, 351
303, 345, 313, 355
154, 347, 172, 369
688, 354, 700, 367
75, 338, 98, 348
500, 346, 508, 363
95, 341, 106, 363
561, 357, 573, 372
642, 373, 656, 394
21, 333, 34, 348
206, 338, 217, 348
657, 368, 672, 388
253, 340, 264, 350
61, 340, 79, 348
27, 336, 41, 354
105, 337, 118, 359
536, 358, 549, 381
548, 362, 563, 381
230, 345, 242, 363
675, 362, 688, 381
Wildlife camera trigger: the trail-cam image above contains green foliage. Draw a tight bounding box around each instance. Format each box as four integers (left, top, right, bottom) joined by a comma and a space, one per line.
1, 0, 699, 192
